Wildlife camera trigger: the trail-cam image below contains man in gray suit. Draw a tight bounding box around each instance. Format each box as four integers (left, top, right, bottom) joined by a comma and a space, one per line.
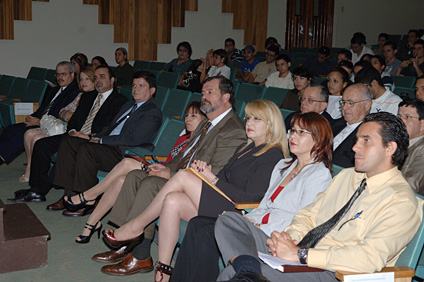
95, 77, 247, 276
398, 99, 424, 194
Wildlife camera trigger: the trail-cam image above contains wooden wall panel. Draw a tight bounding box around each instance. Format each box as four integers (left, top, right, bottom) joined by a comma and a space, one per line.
0, 0, 14, 39
172, 0, 185, 27
185, 0, 197, 11
132, 0, 158, 60
110, 0, 129, 43
98, 0, 111, 24
157, 0, 172, 44
83, 0, 99, 4
14, 0, 32, 21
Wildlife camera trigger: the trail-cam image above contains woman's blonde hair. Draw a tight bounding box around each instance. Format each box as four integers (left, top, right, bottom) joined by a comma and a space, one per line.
242, 100, 289, 157
77, 67, 95, 91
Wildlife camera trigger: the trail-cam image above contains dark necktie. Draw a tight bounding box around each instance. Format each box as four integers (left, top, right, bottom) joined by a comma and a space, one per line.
176, 121, 212, 171
105, 103, 138, 136
298, 179, 367, 248
42, 87, 63, 116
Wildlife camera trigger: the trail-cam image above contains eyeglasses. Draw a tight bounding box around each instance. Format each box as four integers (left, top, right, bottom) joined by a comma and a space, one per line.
55, 72, 70, 78
300, 96, 325, 104
339, 99, 368, 107
178, 49, 188, 53
397, 114, 420, 120
244, 116, 262, 123
288, 128, 312, 136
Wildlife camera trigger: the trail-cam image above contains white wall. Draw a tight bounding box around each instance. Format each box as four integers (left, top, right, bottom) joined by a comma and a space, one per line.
0, 0, 127, 77
333, 0, 424, 47
267, 0, 287, 48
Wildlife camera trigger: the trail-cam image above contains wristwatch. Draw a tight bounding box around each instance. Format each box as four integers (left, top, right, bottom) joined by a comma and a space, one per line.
297, 248, 308, 264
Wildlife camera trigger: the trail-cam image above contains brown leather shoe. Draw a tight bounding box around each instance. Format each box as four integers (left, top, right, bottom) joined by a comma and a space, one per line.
100, 253, 154, 276
62, 205, 94, 217
92, 246, 127, 263
46, 196, 65, 211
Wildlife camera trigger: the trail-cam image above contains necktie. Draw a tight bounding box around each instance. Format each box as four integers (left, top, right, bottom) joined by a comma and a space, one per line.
81, 94, 103, 134
106, 103, 138, 136
298, 179, 367, 248
42, 87, 63, 116
176, 121, 212, 171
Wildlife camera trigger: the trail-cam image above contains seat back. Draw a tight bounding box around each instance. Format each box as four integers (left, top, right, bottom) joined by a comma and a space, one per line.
118, 85, 133, 101
22, 79, 48, 103
27, 67, 47, 81
157, 71, 179, 89
162, 88, 191, 119
0, 75, 16, 96
234, 99, 246, 119
188, 92, 202, 103
392, 75, 416, 89
152, 118, 186, 157
331, 164, 344, 177
235, 83, 265, 103
142, 69, 160, 80
45, 69, 58, 85
133, 60, 151, 71
149, 61, 166, 71
154, 86, 170, 110
263, 87, 289, 106
280, 108, 294, 119
393, 87, 416, 99
314, 76, 327, 85
7, 77, 29, 100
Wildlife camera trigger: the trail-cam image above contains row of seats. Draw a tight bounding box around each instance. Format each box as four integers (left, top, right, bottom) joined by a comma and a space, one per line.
27, 67, 57, 85
0, 74, 48, 127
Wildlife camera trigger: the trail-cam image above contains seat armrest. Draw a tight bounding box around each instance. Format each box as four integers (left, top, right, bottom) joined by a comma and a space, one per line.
335, 266, 415, 281
235, 202, 260, 210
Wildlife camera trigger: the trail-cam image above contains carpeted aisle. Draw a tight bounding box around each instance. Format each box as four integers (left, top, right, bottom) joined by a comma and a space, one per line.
0, 153, 157, 282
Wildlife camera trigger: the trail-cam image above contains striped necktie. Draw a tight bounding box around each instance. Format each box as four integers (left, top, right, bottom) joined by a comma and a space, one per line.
81, 94, 103, 134
176, 121, 212, 171
42, 87, 63, 116
298, 179, 367, 248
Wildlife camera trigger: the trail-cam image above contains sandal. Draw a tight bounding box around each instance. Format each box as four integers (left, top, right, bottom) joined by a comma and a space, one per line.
76, 222, 102, 244
19, 175, 29, 183
155, 261, 173, 282
63, 193, 92, 212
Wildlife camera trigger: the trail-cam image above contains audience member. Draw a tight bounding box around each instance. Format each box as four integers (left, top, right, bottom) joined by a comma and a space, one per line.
114, 47, 134, 86
225, 38, 243, 63
356, 67, 401, 115
326, 67, 350, 119
102, 100, 289, 282
284, 85, 334, 130
353, 60, 372, 79
280, 66, 312, 111
8, 66, 129, 203
360, 53, 373, 62
0, 61, 79, 165
199, 49, 214, 75
91, 56, 108, 68
383, 41, 402, 75
91, 77, 246, 276
397, 29, 419, 61
19, 67, 96, 183
215, 112, 421, 282
177, 59, 203, 92
236, 45, 259, 82
200, 49, 231, 82
371, 55, 394, 91
339, 60, 354, 82
70, 52, 88, 75
332, 84, 372, 168
350, 32, 374, 64
398, 99, 424, 194
373, 33, 389, 56
336, 49, 352, 64
171, 112, 333, 282
63, 101, 206, 243
302, 46, 332, 77
163, 42, 193, 75
247, 45, 279, 84
265, 37, 289, 56
416, 75, 424, 101
396, 39, 424, 78
265, 54, 294, 89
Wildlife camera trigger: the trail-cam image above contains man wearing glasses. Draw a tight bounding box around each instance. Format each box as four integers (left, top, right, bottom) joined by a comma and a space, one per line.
398, 98, 424, 194
332, 84, 372, 168
0, 61, 79, 165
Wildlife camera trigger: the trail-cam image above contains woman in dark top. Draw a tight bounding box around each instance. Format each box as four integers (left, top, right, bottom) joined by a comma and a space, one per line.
280, 66, 313, 111
114, 47, 134, 86
163, 41, 193, 75
103, 100, 290, 282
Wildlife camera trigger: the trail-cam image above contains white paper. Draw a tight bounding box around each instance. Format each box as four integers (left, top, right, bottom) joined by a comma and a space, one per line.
14, 103, 34, 115
258, 251, 304, 272
344, 272, 394, 282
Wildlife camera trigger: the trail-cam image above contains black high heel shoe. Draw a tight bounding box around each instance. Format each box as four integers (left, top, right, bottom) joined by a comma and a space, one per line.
63, 193, 90, 212
102, 228, 143, 250
76, 222, 102, 244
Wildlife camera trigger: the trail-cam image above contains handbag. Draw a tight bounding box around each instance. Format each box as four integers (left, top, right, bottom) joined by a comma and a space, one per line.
39, 114, 66, 136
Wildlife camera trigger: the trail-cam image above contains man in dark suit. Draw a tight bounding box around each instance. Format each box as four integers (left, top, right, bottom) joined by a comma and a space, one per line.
94, 77, 247, 276
284, 85, 334, 131
332, 84, 372, 168
0, 61, 79, 164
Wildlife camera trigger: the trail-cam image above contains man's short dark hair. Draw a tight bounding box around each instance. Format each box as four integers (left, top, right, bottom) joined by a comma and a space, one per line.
292, 66, 313, 82
363, 112, 409, 166
383, 41, 398, 50
133, 71, 157, 89
372, 55, 386, 68
354, 60, 372, 69
276, 54, 291, 64
225, 38, 235, 46
339, 60, 354, 71
213, 49, 229, 64
409, 29, 418, 37
267, 44, 280, 55
265, 37, 278, 49
414, 39, 424, 48
378, 33, 389, 41
318, 46, 331, 56
399, 98, 424, 120
309, 83, 329, 102
338, 49, 352, 61
95, 65, 115, 79
351, 32, 367, 45
355, 66, 384, 87
204, 77, 235, 106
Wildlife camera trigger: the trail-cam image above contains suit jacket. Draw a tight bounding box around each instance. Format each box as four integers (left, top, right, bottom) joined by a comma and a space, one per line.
166, 109, 247, 176
332, 118, 360, 168
32, 80, 80, 119
284, 111, 335, 133
67, 89, 128, 134
400, 137, 424, 194
97, 98, 163, 153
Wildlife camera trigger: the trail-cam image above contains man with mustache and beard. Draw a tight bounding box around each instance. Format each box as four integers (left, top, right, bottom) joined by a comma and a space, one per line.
0, 61, 79, 165
92, 77, 246, 276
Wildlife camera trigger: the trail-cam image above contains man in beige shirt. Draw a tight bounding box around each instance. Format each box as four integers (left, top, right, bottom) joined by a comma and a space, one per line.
216, 112, 423, 282
247, 45, 279, 85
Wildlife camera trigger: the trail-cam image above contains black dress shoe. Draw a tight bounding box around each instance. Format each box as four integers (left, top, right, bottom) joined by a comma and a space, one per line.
14, 189, 30, 198
219, 271, 271, 282
8, 191, 46, 203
